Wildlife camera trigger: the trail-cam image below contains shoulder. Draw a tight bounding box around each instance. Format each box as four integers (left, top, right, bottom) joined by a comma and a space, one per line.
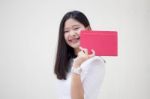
80, 56, 105, 70
90, 56, 105, 63
80, 56, 106, 82
82, 56, 105, 66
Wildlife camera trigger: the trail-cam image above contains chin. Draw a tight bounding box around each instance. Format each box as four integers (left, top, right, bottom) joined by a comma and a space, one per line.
70, 44, 80, 49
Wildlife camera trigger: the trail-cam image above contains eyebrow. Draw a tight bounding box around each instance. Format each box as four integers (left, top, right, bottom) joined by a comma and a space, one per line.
72, 25, 80, 27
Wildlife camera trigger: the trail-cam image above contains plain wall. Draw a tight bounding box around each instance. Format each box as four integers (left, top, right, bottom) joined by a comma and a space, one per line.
0, 0, 150, 99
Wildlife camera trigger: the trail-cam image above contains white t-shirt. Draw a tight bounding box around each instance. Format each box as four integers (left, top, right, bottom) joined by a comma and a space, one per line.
56, 56, 105, 99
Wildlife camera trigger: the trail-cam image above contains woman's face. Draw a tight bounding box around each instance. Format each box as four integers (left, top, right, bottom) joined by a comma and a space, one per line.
64, 18, 88, 50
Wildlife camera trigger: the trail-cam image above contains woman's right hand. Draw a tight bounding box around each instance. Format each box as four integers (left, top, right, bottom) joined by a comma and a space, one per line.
72, 47, 95, 68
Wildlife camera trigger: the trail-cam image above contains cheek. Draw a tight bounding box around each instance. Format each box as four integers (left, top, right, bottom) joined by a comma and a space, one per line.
78, 28, 86, 35
76, 29, 82, 34
64, 33, 68, 42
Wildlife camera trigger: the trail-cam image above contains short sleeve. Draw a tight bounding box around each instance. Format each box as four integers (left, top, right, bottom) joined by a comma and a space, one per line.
80, 56, 105, 99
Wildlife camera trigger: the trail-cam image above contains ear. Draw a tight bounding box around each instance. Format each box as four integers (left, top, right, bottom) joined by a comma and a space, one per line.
86, 26, 91, 30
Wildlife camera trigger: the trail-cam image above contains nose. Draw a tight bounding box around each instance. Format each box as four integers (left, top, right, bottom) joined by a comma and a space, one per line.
69, 30, 76, 36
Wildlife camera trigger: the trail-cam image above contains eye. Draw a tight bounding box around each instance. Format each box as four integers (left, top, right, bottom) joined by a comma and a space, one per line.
64, 30, 69, 33
74, 27, 80, 30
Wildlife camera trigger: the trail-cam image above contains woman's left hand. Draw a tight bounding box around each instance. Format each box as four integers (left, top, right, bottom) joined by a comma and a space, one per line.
72, 47, 95, 68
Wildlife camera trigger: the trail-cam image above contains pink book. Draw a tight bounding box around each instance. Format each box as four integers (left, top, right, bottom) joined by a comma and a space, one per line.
80, 30, 118, 56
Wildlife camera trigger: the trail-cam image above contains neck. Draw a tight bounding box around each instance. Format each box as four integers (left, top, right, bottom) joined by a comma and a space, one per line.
74, 47, 81, 56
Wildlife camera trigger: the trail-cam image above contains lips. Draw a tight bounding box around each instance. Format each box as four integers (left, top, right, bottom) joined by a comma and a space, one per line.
68, 37, 80, 43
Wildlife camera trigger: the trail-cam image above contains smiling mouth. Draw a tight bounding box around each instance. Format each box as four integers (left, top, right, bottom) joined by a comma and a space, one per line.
69, 37, 80, 43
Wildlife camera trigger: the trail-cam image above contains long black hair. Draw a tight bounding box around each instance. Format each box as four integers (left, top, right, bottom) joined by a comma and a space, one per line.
54, 10, 91, 80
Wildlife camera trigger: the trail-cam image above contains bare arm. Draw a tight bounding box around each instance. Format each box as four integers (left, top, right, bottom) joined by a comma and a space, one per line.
71, 73, 84, 99
71, 48, 95, 99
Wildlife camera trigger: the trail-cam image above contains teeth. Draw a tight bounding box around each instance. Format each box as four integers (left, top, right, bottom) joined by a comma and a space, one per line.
71, 38, 79, 43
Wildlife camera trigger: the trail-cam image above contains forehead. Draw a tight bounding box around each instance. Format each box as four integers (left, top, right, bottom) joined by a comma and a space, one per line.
64, 18, 83, 29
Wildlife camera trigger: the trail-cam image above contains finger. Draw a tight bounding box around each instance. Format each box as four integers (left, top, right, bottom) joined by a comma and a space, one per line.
79, 46, 84, 50
83, 48, 88, 55
77, 50, 85, 56
79, 47, 88, 55
88, 49, 95, 58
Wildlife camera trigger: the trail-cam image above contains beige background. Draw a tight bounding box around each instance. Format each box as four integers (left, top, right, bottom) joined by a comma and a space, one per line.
0, 0, 150, 99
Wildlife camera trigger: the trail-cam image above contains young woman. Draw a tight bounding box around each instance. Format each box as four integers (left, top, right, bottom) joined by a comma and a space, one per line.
54, 10, 105, 99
